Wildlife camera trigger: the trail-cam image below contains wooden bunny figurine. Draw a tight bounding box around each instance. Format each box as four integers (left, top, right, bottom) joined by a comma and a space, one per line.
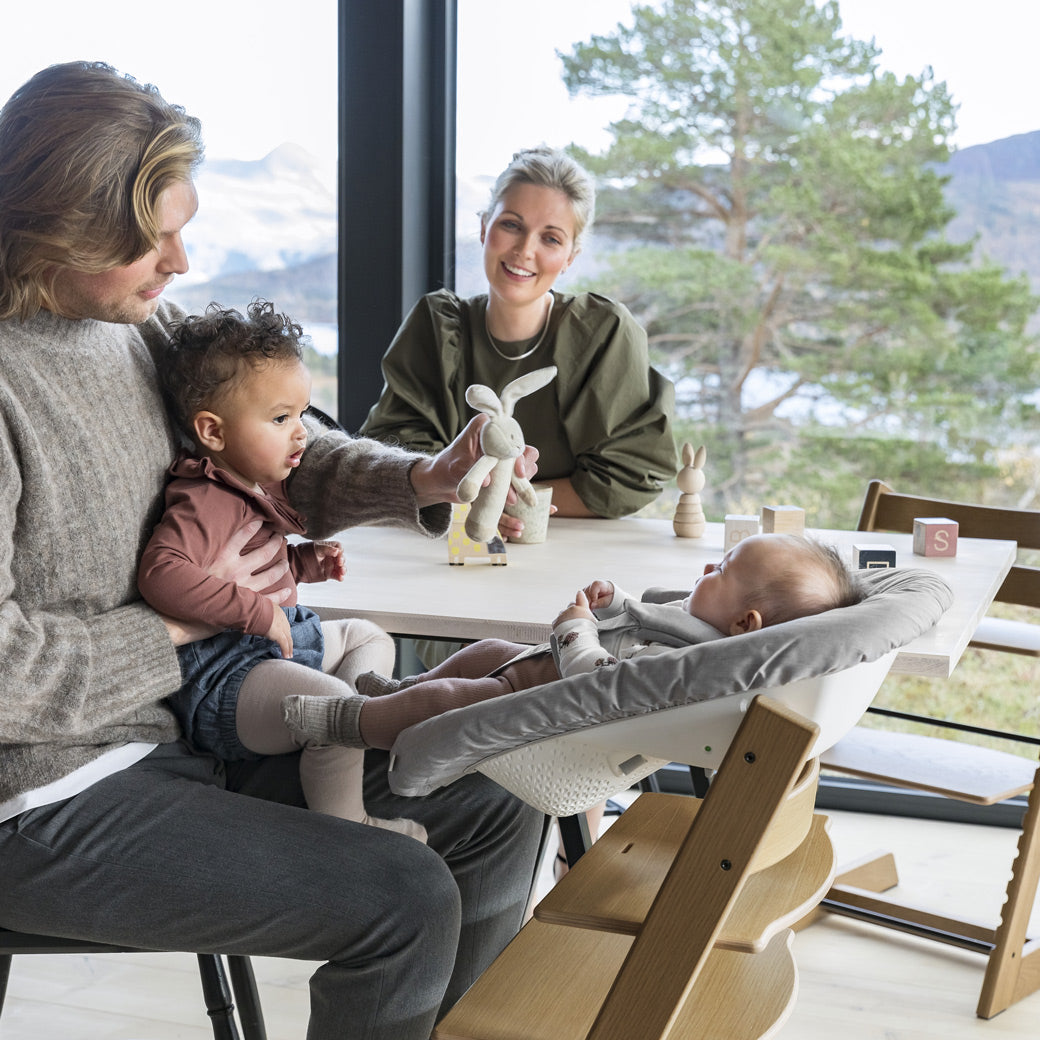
673, 442, 707, 538
457, 366, 558, 542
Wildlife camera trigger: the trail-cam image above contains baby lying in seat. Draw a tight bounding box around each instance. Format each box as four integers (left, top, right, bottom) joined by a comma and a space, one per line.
284, 534, 864, 751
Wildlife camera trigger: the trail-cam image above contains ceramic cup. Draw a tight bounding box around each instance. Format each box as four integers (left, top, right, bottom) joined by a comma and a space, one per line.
504, 483, 554, 544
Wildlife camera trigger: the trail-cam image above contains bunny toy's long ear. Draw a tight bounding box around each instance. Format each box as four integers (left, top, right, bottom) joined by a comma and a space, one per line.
499, 366, 557, 416
465, 384, 503, 417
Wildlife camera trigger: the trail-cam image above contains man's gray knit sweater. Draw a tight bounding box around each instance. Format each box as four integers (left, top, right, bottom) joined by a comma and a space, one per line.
0, 302, 447, 804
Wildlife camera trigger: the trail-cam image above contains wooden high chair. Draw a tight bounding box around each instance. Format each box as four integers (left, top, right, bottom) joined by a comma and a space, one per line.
434, 696, 827, 1040
386, 563, 951, 1035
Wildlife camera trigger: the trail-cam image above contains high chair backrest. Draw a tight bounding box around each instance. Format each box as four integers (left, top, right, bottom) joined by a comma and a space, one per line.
387, 566, 953, 816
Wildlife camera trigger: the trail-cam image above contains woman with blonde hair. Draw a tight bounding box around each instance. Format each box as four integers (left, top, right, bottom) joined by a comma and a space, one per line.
362, 144, 679, 869
361, 144, 678, 535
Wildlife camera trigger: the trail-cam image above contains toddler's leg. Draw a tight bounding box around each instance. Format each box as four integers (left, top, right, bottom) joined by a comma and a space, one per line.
236, 660, 426, 843
320, 618, 396, 687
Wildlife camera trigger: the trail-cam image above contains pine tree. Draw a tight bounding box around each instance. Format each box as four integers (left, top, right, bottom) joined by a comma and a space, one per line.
561, 0, 1039, 518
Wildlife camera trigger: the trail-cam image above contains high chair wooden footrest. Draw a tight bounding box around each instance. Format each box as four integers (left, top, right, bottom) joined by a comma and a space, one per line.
436, 697, 822, 1040
536, 796, 835, 954
432, 921, 797, 1040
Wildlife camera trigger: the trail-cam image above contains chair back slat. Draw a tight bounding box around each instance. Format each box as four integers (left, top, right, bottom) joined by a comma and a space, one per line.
996, 568, 1040, 611
858, 479, 1040, 609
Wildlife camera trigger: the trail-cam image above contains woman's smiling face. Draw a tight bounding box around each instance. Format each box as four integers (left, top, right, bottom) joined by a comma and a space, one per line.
481, 182, 578, 310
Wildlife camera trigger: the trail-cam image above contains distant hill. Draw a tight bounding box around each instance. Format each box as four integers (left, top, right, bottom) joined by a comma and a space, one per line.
171, 132, 1040, 336
949, 131, 1040, 182
167, 143, 336, 320
945, 131, 1040, 295
169, 252, 337, 324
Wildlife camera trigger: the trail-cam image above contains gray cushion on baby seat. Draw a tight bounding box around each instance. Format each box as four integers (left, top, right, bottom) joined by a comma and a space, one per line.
387, 568, 952, 809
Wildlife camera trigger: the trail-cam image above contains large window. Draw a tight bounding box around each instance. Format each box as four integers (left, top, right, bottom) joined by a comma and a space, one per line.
455, 0, 1040, 518
452, 0, 1040, 779
2, 1, 339, 414
454, 0, 636, 297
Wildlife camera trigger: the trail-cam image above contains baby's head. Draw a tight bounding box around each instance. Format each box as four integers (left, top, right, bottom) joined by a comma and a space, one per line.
160, 300, 311, 487
686, 533, 863, 636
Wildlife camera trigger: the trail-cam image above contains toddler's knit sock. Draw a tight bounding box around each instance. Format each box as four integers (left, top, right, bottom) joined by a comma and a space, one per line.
283, 692, 368, 748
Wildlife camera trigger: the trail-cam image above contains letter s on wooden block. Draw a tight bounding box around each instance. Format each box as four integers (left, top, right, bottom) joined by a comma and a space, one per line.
913, 517, 959, 557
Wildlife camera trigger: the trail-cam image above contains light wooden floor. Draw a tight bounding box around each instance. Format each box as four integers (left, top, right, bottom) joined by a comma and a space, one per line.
3, 802, 1039, 1038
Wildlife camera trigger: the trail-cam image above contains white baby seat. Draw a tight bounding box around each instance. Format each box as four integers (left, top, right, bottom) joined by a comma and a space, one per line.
388, 568, 952, 816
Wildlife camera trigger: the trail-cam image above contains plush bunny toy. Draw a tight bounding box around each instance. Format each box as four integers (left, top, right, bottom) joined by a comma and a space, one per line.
456, 365, 558, 542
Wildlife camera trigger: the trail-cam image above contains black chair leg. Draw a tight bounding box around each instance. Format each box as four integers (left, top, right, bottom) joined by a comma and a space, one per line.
228, 955, 267, 1040
0, 953, 11, 1014
689, 765, 712, 798
558, 811, 593, 868
196, 953, 241, 1040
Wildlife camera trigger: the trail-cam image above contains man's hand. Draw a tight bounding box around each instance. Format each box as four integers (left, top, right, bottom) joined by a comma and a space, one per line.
216, 519, 291, 593
159, 519, 291, 646
409, 414, 540, 508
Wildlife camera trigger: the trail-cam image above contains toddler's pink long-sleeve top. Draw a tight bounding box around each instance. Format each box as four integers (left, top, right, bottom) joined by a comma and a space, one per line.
137, 453, 325, 638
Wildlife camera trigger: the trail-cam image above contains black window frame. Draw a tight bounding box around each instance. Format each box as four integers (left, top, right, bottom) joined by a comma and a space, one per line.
337, 0, 457, 432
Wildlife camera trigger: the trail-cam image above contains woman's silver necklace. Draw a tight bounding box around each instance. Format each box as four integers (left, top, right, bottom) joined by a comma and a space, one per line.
484, 295, 554, 362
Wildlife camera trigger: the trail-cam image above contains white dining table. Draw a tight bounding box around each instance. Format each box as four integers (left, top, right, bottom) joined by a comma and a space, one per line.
299, 516, 1015, 679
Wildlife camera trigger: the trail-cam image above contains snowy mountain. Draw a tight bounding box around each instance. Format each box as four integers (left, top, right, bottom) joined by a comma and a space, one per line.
169, 133, 1040, 335
174, 143, 336, 291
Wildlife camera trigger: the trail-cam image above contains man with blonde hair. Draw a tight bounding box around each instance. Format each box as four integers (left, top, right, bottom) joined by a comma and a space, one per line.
0, 61, 543, 1040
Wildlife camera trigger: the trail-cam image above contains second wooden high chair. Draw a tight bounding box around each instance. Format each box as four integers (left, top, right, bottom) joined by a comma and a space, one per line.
819, 478, 1040, 1018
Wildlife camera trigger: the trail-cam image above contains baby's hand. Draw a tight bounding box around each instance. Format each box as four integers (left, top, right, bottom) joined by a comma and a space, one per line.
266, 608, 294, 659
553, 588, 596, 628
316, 541, 345, 582
583, 579, 615, 610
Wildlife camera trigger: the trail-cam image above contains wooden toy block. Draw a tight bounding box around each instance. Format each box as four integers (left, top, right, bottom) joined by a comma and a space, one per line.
761, 505, 805, 534
673, 442, 707, 538
853, 543, 897, 569
913, 517, 958, 557
448, 503, 507, 565
724, 514, 760, 547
